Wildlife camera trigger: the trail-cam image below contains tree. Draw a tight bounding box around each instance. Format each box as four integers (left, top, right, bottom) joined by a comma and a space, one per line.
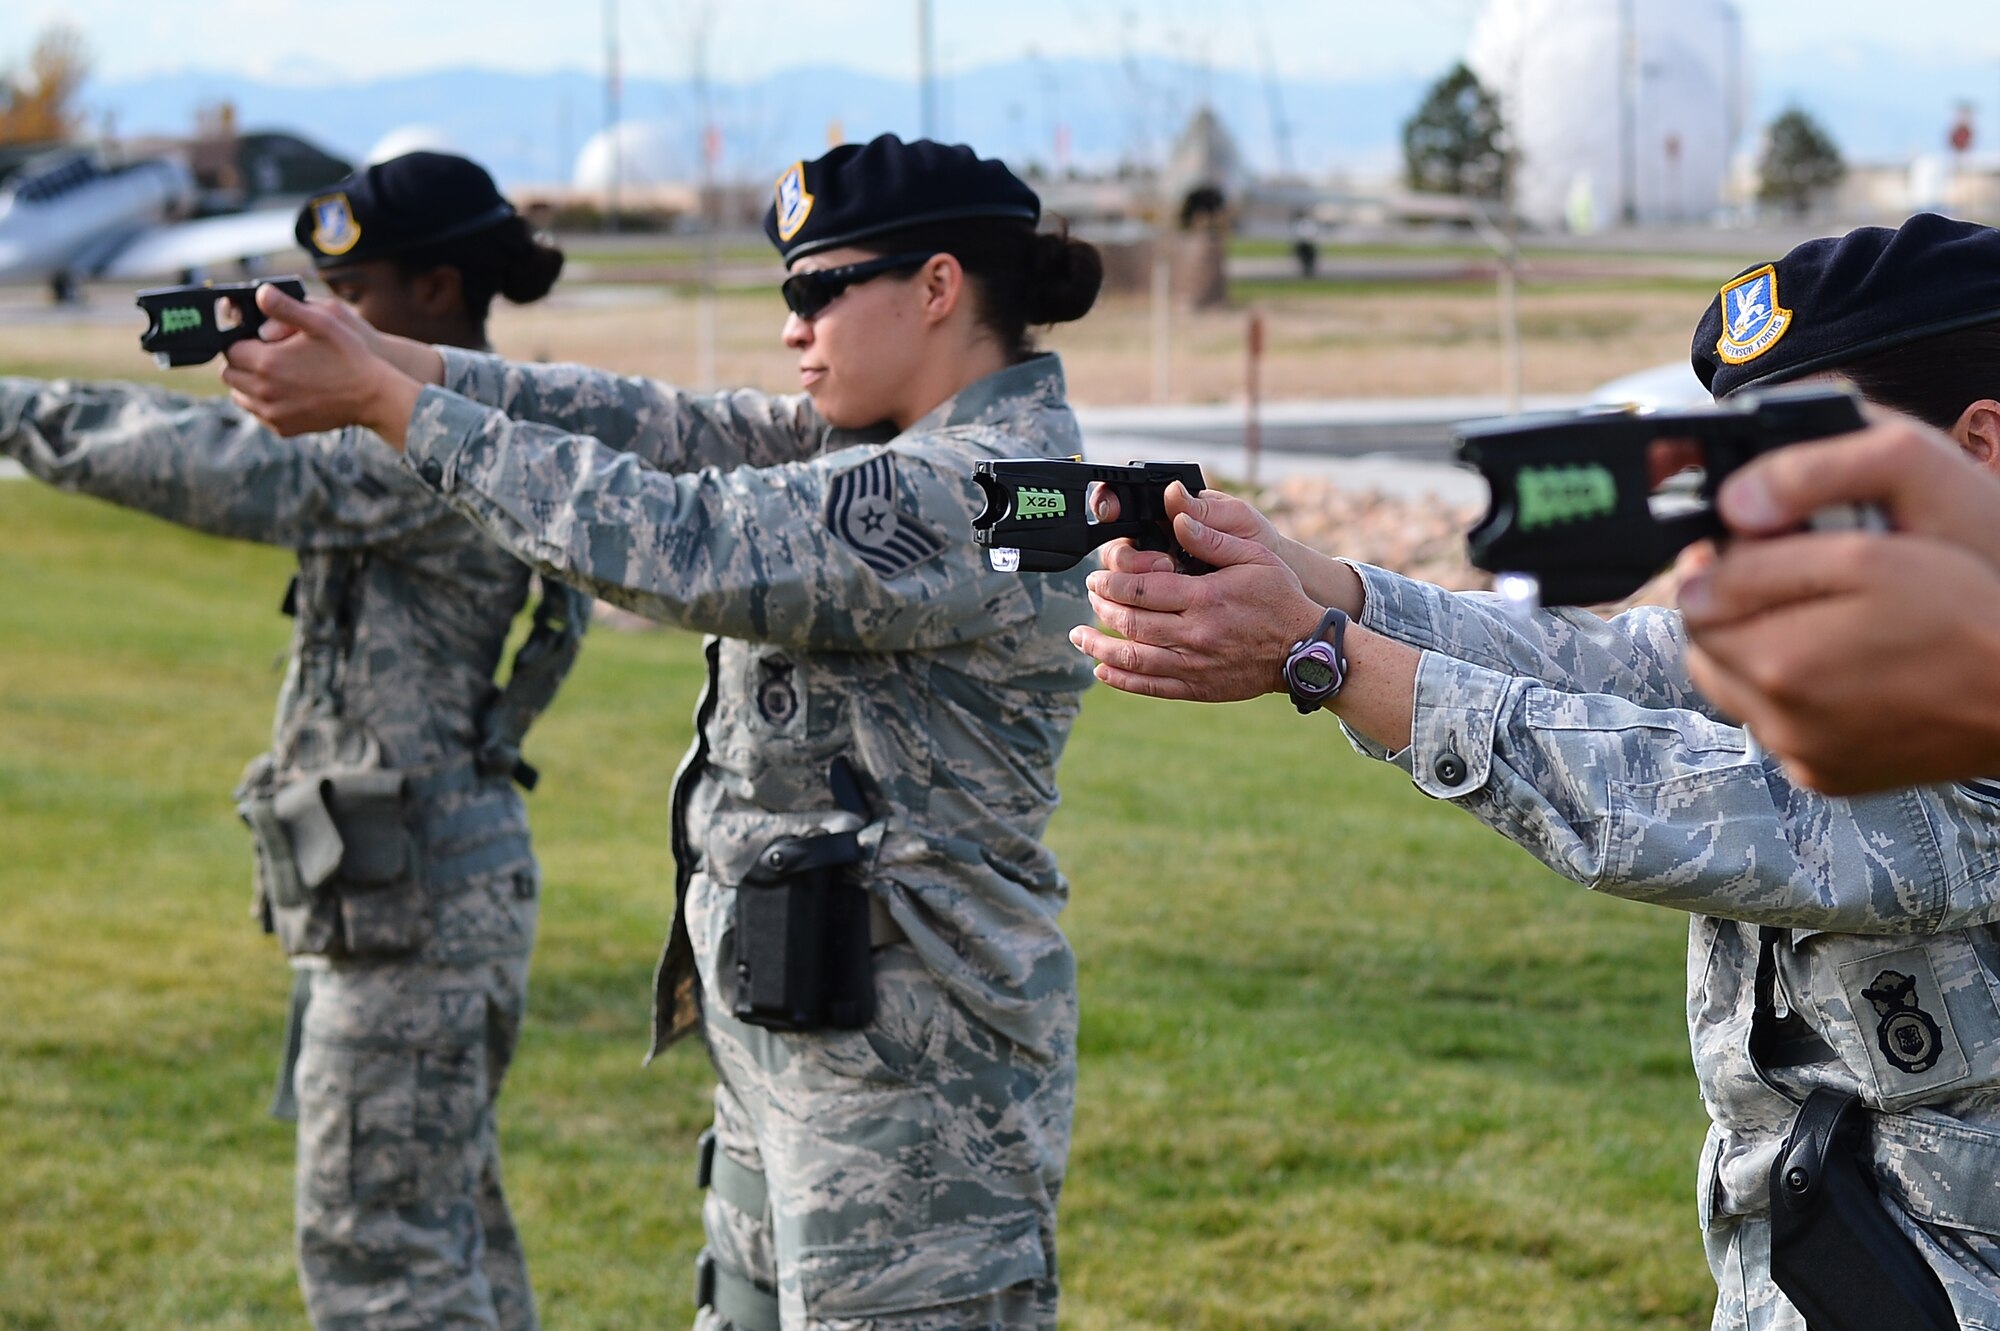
1758, 107, 1845, 217
1402, 63, 1509, 199
0, 25, 90, 145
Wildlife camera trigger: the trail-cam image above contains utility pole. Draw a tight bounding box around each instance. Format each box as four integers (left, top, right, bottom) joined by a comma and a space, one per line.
1253, 12, 1294, 177
604, 0, 621, 232
689, 1, 719, 389
1244, 310, 1265, 489
917, 0, 936, 137
1499, 182, 1522, 412
1618, 0, 1638, 225
557, 92, 572, 190
1469, 186, 1522, 414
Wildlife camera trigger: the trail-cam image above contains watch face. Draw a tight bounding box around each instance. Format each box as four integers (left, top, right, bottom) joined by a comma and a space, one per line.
1291, 654, 1336, 693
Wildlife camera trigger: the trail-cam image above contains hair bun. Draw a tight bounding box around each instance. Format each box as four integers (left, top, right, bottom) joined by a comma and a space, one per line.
1022, 228, 1102, 325
495, 219, 565, 305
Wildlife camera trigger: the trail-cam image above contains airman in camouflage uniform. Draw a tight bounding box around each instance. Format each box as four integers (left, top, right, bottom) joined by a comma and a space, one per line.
217, 135, 1108, 1330
1339, 567, 2000, 1331
403, 341, 1093, 1329
1074, 215, 2000, 1330
1082, 502, 2000, 1328
0, 152, 586, 1331
0, 377, 581, 1331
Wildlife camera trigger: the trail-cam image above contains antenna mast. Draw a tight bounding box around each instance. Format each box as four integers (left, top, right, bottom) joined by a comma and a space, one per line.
917, 0, 937, 136
1254, 15, 1295, 176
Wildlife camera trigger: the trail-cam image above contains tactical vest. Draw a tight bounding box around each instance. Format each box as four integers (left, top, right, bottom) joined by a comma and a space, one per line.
237, 552, 587, 959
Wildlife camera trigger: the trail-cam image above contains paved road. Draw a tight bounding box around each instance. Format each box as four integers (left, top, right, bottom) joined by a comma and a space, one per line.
1068, 396, 1564, 502
1078, 394, 1581, 464
2, 397, 1520, 495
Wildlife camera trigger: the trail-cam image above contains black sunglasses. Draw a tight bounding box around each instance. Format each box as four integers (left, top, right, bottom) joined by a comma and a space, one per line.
781, 252, 933, 320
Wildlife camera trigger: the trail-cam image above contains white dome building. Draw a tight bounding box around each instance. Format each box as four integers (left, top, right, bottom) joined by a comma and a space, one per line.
572, 121, 686, 192
1467, 0, 1745, 229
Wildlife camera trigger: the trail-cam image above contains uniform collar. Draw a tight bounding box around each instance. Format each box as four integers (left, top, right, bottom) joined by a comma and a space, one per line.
906, 352, 1068, 435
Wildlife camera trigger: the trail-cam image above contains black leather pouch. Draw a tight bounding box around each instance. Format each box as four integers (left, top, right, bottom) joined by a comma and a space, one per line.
731, 829, 873, 1032
1768, 1088, 1957, 1331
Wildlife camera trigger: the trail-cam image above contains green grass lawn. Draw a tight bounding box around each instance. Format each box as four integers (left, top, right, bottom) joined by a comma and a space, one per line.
0, 484, 1715, 1329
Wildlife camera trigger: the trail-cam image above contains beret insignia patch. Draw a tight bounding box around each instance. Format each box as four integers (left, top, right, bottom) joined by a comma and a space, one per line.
307, 192, 362, 257
825, 453, 945, 578
775, 162, 815, 242
1715, 263, 1793, 365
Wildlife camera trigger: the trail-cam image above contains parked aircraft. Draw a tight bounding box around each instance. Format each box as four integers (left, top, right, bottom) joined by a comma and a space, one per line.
0, 135, 345, 301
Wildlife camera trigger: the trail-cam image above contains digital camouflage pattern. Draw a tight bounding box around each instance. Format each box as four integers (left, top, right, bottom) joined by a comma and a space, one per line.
700, 945, 1064, 1329
0, 377, 571, 1331
1344, 561, 2000, 1331
403, 348, 1096, 1327
294, 957, 535, 1331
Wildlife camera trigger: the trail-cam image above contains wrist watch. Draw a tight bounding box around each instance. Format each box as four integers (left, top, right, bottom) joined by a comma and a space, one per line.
1283, 606, 1350, 714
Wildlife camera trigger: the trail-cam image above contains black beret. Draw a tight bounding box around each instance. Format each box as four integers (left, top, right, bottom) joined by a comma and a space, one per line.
1692, 213, 2000, 397
762, 134, 1039, 264
296, 151, 516, 268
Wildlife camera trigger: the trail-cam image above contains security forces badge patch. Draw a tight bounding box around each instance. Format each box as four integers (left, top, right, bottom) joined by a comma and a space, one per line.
756, 655, 800, 729
308, 192, 362, 257
775, 162, 815, 243
1714, 263, 1793, 365
825, 452, 946, 578
1863, 969, 1944, 1075
1837, 945, 1973, 1103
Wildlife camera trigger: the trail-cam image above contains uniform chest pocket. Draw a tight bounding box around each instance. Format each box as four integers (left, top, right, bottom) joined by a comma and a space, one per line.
711, 648, 858, 805
713, 650, 814, 760
1816, 934, 2000, 1112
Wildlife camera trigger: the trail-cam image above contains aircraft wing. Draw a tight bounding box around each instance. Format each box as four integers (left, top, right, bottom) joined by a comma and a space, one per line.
97, 207, 302, 280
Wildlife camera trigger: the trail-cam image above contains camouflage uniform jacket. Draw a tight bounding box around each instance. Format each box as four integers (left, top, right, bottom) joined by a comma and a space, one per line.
403, 350, 1094, 1060
1343, 561, 2000, 1319
0, 378, 561, 964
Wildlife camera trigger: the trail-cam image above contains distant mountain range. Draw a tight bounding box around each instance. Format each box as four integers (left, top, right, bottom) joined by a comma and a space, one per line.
76, 44, 2000, 191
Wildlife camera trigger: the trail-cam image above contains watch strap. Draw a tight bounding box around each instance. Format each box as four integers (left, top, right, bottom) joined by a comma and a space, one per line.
1285, 606, 1351, 714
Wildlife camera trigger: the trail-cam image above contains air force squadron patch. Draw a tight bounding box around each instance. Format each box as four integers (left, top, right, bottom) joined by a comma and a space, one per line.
825, 453, 946, 578
307, 192, 362, 257
774, 162, 815, 242
1714, 263, 1793, 365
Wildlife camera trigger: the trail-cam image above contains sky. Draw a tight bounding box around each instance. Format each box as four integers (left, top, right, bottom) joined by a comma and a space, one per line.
10, 0, 1997, 88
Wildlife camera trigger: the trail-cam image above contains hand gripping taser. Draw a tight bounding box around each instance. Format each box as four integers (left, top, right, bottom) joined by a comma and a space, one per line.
136, 277, 308, 368
1453, 384, 1886, 609
972, 458, 1215, 575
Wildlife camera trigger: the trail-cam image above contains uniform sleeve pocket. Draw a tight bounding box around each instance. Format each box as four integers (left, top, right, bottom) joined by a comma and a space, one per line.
795, 1212, 1047, 1320
1602, 766, 1767, 901
1526, 690, 1744, 752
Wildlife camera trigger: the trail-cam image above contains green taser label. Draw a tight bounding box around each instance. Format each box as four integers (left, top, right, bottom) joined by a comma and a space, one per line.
160, 306, 201, 334
1016, 487, 1065, 519
1515, 464, 1617, 531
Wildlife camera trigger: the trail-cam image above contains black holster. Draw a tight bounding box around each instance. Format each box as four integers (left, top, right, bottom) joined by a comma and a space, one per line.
731, 827, 874, 1032
1768, 1088, 1958, 1331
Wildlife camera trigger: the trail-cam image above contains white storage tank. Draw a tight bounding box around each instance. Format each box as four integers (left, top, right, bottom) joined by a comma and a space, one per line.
572, 121, 686, 191
1467, 0, 1745, 228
